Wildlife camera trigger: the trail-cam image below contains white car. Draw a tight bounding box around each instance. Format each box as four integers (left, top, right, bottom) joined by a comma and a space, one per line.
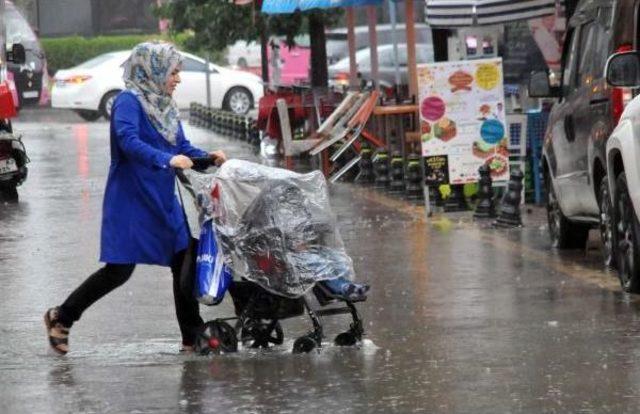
328, 43, 434, 89
52, 51, 264, 120
604, 51, 640, 292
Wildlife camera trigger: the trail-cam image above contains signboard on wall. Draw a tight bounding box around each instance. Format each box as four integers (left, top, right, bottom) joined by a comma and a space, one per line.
417, 58, 508, 184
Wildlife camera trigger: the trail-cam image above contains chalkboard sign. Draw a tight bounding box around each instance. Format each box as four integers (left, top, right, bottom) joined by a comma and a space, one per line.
500, 21, 548, 86
424, 155, 449, 186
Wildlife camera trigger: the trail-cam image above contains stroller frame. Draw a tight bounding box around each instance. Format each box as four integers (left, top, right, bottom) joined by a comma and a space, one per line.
177, 166, 366, 354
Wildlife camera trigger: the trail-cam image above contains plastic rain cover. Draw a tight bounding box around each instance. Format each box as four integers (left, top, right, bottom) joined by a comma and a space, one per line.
187, 159, 354, 298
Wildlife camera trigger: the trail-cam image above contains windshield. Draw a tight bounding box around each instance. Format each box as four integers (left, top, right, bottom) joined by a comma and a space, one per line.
5, 5, 37, 44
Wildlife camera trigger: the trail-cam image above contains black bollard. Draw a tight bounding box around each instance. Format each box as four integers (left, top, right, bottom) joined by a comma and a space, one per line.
405, 153, 424, 202
372, 148, 391, 190
355, 144, 375, 184
495, 168, 524, 227
474, 165, 496, 218
444, 185, 469, 212
389, 152, 405, 194
206, 108, 213, 130
189, 102, 196, 124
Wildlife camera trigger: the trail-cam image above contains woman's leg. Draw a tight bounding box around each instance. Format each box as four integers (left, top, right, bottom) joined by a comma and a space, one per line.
57, 263, 136, 327
171, 249, 203, 346
45, 263, 135, 354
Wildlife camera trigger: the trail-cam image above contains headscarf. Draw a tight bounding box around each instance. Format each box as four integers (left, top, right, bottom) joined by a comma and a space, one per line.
122, 41, 183, 144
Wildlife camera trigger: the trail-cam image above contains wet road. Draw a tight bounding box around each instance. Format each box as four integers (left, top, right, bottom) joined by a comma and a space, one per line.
2, 112, 640, 413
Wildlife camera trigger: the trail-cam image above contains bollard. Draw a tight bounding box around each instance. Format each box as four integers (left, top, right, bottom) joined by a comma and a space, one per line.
355, 144, 375, 184
389, 151, 405, 194
189, 102, 197, 124
372, 148, 391, 190
444, 185, 469, 212
214, 110, 222, 134
205, 108, 213, 130
474, 164, 496, 218
242, 116, 250, 141
495, 168, 524, 227
405, 153, 424, 202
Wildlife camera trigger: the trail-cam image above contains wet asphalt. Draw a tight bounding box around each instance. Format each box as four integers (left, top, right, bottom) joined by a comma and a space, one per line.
2, 109, 640, 413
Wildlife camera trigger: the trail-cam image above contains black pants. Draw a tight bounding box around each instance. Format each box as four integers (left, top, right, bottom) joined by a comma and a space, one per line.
58, 249, 203, 346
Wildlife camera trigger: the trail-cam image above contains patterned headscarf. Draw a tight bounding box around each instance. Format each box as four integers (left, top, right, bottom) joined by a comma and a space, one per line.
122, 41, 183, 144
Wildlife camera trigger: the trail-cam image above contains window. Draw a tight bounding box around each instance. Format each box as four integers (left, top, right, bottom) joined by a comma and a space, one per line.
561, 27, 580, 96
182, 57, 207, 72
578, 22, 596, 86
576, 19, 610, 87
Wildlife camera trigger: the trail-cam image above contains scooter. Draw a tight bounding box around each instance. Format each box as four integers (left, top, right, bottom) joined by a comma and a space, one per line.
0, 44, 29, 202
0, 120, 28, 201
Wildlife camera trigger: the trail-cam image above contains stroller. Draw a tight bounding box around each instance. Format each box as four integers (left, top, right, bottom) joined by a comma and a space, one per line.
177, 159, 367, 354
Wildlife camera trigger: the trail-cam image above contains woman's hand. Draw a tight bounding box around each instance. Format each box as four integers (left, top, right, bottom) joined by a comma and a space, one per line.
210, 150, 227, 167
170, 154, 194, 169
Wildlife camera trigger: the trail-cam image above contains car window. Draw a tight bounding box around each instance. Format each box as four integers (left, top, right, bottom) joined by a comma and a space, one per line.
578, 22, 596, 87
590, 16, 610, 79
182, 57, 207, 72
562, 27, 580, 97
416, 46, 434, 64
5, 5, 37, 44
378, 48, 395, 67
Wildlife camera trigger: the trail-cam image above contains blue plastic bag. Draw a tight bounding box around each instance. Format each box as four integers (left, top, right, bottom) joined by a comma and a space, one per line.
195, 219, 232, 305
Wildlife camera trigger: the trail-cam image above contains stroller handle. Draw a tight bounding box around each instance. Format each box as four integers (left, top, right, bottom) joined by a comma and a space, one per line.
190, 156, 217, 171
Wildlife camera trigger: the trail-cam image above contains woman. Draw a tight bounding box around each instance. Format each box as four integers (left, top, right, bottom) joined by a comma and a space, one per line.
44, 41, 225, 355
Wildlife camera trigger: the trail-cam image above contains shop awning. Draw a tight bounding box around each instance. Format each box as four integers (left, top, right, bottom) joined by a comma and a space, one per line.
425, 0, 559, 27
261, 0, 382, 14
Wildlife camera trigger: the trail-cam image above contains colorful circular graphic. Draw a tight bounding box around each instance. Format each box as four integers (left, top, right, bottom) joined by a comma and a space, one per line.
475, 64, 500, 90
421, 96, 446, 121
480, 119, 504, 144
421, 120, 432, 142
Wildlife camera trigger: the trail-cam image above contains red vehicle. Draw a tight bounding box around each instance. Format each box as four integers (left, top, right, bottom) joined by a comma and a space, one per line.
0, 37, 29, 201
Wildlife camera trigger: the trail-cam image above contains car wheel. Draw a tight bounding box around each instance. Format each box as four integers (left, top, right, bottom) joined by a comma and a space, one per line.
223, 87, 252, 115
99, 90, 120, 120
614, 172, 640, 293
546, 175, 590, 249
75, 109, 101, 122
598, 175, 615, 268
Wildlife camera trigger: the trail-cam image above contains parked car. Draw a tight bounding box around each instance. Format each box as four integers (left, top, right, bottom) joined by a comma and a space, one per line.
328, 43, 434, 89
603, 51, 640, 292
51, 50, 264, 120
226, 38, 311, 85
325, 23, 433, 65
5, 0, 49, 107
528, 0, 634, 284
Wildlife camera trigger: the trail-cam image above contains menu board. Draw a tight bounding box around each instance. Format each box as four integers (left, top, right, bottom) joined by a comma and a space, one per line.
417, 58, 508, 184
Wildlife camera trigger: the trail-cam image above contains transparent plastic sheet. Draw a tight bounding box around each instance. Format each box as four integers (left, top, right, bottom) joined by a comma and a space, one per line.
186, 160, 355, 298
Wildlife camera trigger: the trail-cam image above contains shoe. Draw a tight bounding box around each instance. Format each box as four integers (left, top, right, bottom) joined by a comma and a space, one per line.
179, 344, 195, 354
44, 307, 70, 355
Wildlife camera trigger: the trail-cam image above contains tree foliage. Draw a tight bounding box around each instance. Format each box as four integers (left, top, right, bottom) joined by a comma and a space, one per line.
155, 0, 341, 52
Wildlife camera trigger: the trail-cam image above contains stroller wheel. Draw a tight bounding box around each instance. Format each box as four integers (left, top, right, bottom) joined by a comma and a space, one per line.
195, 320, 238, 355
241, 319, 284, 348
334, 331, 358, 347
292, 335, 317, 354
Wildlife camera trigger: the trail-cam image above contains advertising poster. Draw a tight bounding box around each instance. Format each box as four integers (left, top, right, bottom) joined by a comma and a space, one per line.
417, 58, 509, 184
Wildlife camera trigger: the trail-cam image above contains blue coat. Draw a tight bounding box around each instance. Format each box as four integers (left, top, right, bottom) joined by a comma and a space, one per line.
100, 91, 208, 266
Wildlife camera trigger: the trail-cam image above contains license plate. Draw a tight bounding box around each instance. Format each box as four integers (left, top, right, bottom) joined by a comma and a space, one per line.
0, 158, 17, 174
22, 91, 39, 99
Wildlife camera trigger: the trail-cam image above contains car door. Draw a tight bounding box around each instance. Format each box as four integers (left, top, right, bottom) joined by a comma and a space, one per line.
550, 22, 594, 218
569, 17, 606, 215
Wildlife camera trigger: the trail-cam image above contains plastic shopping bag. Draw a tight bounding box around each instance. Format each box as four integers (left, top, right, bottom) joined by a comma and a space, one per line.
195, 219, 232, 305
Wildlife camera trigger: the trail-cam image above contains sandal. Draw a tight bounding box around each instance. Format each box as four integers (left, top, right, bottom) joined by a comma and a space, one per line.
44, 307, 70, 355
